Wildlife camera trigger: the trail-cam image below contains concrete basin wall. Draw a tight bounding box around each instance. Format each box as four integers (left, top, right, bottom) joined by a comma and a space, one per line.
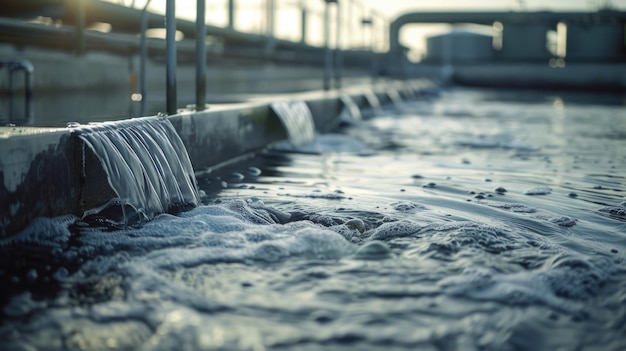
0, 80, 434, 237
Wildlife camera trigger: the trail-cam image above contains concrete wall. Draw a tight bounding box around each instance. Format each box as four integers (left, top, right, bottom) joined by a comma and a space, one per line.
0, 80, 434, 237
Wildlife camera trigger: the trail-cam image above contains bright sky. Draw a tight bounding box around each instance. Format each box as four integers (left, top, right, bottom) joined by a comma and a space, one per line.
110, 0, 626, 56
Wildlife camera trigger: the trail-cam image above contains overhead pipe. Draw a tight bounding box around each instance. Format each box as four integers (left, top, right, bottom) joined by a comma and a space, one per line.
165, 0, 177, 115
196, 0, 206, 111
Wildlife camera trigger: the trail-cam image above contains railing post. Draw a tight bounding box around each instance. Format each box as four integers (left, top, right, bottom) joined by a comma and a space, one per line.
300, 3, 307, 44
334, 0, 342, 89
1, 60, 34, 124
166, 0, 177, 115
228, 0, 235, 29
76, 0, 86, 55
196, 0, 206, 111
8, 66, 15, 120
323, 0, 337, 90
23, 61, 34, 123
265, 0, 276, 55
139, 1, 151, 116
361, 16, 374, 82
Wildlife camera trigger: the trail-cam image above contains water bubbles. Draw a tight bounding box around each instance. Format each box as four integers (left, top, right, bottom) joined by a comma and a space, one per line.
344, 218, 366, 233
247, 167, 262, 176
392, 201, 427, 212
488, 203, 537, 213
352, 241, 392, 260
26, 269, 38, 282
549, 216, 578, 227
598, 205, 626, 219
66, 121, 81, 128
228, 172, 245, 182
524, 186, 552, 195
368, 221, 426, 241
495, 187, 507, 194
53, 267, 69, 282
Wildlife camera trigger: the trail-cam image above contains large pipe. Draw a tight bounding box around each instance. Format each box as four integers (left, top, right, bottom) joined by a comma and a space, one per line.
166, 0, 177, 115
196, 0, 206, 111
387, 11, 626, 53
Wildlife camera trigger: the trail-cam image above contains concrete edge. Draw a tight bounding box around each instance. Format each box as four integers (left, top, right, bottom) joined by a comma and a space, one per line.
0, 79, 435, 237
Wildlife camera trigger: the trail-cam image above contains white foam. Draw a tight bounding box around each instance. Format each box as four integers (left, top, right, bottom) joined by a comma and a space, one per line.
72, 200, 355, 272
439, 267, 586, 314
367, 221, 428, 241
0, 215, 75, 248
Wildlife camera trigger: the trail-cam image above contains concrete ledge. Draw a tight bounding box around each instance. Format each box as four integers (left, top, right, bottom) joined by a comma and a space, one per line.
0, 80, 433, 237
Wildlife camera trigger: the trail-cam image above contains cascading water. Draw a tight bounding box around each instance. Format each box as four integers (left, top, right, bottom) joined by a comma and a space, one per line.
387, 88, 404, 106
74, 117, 200, 223
270, 100, 316, 145
364, 90, 383, 114
339, 93, 362, 121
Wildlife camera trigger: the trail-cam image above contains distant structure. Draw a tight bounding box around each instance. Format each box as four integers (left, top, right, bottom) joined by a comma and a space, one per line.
388, 10, 626, 63
422, 29, 493, 64
387, 10, 626, 90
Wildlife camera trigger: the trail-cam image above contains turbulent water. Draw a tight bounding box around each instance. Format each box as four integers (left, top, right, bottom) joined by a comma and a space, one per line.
1, 87, 625, 350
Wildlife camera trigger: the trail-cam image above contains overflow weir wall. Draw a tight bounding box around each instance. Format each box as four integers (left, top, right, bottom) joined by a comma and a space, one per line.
0, 80, 434, 237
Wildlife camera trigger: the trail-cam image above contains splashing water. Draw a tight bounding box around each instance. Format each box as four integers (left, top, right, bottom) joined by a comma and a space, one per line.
364, 90, 383, 114
339, 93, 363, 121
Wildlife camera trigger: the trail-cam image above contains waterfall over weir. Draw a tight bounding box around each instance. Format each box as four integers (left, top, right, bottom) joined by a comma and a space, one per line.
75, 117, 200, 223
270, 101, 316, 145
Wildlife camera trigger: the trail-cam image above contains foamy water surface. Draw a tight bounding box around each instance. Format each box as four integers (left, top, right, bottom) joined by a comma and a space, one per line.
2, 87, 625, 350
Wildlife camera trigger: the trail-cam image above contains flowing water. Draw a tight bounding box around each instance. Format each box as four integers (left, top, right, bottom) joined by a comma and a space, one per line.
76, 117, 200, 223
1, 87, 626, 350
270, 101, 316, 146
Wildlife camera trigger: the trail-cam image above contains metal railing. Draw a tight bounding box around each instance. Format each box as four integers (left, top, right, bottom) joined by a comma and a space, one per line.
132, 0, 389, 114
